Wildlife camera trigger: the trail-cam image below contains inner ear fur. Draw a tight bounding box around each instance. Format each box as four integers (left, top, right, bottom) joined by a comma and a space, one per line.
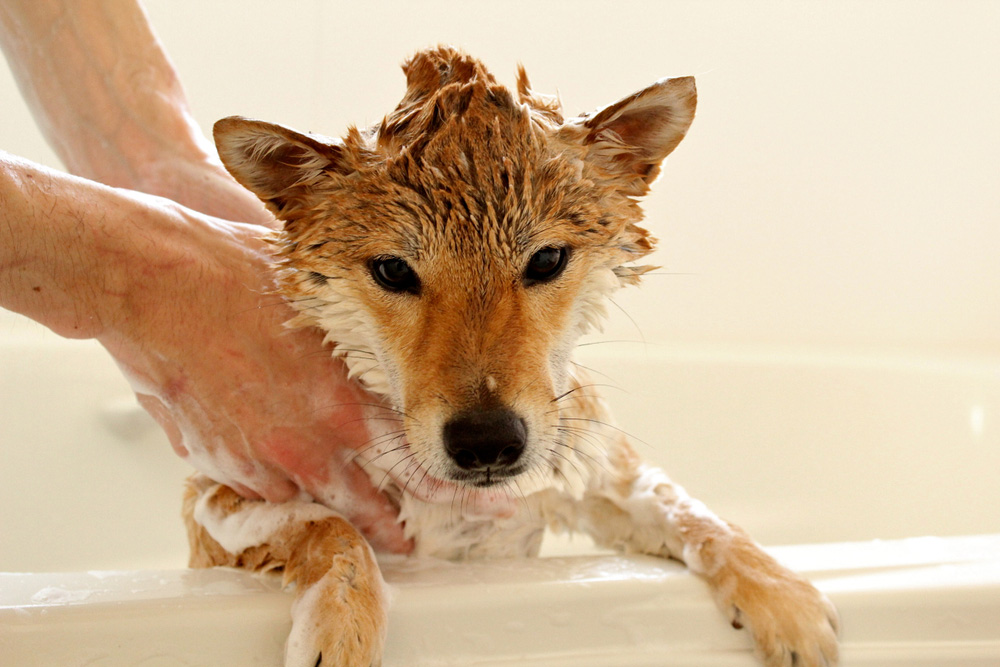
576, 76, 696, 195
213, 116, 349, 215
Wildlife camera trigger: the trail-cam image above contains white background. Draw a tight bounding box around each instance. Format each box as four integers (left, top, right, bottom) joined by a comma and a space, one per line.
2, 0, 998, 354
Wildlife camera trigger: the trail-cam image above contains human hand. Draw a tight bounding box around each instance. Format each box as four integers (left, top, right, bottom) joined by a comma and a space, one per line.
0, 154, 410, 553
102, 201, 412, 554
1, 1, 410, 552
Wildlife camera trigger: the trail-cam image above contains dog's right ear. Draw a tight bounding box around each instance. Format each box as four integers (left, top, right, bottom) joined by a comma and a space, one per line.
213, 116, 352, 217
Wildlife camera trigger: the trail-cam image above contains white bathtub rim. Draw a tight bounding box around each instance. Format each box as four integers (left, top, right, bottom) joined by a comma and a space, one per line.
2, 534, 1000, 666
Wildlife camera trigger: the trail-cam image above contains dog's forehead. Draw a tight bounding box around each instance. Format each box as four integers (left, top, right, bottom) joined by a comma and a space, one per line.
355, 109, 584, 262
374, 146, 595, 264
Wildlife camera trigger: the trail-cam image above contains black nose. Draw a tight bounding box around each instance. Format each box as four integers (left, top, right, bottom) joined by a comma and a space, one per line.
443, 408, 527, 472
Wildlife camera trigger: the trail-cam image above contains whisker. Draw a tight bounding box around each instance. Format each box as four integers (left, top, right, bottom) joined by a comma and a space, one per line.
553, 421, 616, 444
575, 339, 646, 348
544, 395, 606, 416
507, 480, 525, 517
550, 382, 622, 405
569, 360, 619, 384
553, 426, 614, 464
546, 445, 586, 481
548, 428, 614, 477
551, 383, 591, 404
303, 401, 418, 425
347, 426, 406, 455
548, 443, 599, 481
331, 415, 405, 433
549, 459, 578, 493
410, 464, 435, 504
346, 403, 417, 421
347, 436, 409, 480
607, 297, 645, 347
353, 434, 410, 468
372, 454, 410, 495
398, 456, 427, 499
450, 482, 462, 525
510, 377, 540, 404
551, 439, 612, 479
553, 423, 600, 447
558, 416, 649, 448
376, 448, 419, 494
458, 483, 471, 521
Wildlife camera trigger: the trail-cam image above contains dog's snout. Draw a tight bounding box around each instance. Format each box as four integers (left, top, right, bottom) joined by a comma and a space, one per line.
443, 408, 527, 473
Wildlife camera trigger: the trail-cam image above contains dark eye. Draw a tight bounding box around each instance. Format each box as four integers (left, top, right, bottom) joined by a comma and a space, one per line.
370, 256, 420, 294
524, 246, 570, 286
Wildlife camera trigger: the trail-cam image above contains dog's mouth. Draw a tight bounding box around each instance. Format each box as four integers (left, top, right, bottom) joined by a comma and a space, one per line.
380, 445, 530, 495
376, 451, 527, 518
449, 464, 529, 488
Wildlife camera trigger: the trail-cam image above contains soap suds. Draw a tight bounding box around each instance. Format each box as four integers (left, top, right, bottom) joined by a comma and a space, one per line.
193, 483, 342, 555
30, 587, 93, 605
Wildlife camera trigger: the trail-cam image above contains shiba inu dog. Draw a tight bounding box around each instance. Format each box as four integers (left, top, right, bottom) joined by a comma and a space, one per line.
184, 47, 839, 666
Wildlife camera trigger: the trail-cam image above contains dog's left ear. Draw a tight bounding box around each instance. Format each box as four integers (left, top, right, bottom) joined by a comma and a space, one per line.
570, 76, 696, 195
214, 116, 357, 218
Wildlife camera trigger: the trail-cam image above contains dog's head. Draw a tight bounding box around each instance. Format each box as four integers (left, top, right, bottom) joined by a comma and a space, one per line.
214, 47, 694, 499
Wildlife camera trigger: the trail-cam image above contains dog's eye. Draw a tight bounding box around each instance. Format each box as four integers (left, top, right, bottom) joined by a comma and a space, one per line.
524, 246, 570, 287
370, 256, 420, 295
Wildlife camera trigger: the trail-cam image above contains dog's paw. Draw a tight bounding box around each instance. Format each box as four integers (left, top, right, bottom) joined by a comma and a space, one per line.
716, 557, 839, 667
284, 559, 388, 667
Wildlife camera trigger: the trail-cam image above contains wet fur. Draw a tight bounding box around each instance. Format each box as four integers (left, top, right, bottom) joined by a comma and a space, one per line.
185, 47, 840, 666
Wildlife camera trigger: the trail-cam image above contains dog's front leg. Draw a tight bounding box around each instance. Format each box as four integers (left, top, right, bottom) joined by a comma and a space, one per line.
578, 442, 839, 666
182, 475, 388, 667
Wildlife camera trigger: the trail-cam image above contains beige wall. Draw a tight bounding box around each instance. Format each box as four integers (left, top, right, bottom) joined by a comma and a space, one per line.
2, 0, 998, 353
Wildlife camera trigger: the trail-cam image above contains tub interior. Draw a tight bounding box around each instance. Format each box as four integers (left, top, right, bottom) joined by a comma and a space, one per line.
2, 323, 998, 572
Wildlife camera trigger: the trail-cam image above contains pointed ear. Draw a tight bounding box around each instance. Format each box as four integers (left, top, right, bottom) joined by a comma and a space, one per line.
213, 116, 350, 216
577, 76, 696, 194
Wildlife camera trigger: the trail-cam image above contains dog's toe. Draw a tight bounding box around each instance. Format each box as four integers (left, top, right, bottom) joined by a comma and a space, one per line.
715, 561, 839, 667
283, 568, 387, 667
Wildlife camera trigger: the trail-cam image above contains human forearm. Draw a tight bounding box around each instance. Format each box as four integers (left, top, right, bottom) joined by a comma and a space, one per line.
0, 151, 177, 339
0, 0, 270, 225
0, 1, 205, 185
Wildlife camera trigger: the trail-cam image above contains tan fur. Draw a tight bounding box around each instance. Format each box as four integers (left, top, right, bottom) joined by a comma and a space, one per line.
184, 476, 387, 666
188, 47, 839, 666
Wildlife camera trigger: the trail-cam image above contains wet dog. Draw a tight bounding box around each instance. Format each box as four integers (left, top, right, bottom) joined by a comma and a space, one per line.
184, 47, 839, 666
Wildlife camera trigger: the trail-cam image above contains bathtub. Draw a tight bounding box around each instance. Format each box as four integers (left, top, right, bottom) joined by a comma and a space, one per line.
2, 317, 999, 665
